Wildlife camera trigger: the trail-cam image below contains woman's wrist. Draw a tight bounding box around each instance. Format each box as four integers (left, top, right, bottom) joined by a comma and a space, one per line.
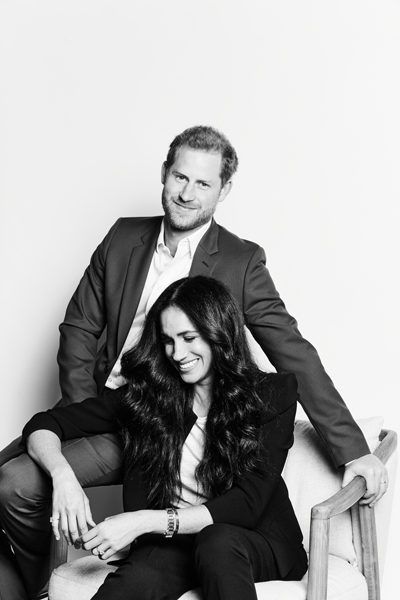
134, 509, 176, 537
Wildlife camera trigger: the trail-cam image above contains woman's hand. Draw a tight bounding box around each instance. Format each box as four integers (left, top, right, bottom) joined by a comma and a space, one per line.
81, 511, 151, 560
51, 466, 95, 546
81, 506, 213, 560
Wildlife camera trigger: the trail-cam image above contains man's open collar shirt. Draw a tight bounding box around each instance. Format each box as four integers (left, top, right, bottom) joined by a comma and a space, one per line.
106, 218, 211, 389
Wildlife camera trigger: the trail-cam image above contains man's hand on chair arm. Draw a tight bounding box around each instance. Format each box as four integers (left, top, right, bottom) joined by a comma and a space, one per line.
342, 454, 388, 506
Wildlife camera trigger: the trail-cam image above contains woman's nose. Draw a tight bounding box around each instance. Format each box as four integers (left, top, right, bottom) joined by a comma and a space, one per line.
173, 341, 187, 362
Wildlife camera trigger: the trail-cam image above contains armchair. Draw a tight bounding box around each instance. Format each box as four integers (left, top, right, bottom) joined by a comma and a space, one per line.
48, 418, 397, 600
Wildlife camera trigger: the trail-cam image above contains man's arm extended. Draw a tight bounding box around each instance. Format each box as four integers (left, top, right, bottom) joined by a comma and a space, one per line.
242, 244, 387, 504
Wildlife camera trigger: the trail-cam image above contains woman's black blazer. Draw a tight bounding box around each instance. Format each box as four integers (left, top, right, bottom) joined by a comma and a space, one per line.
23, 372, 306, 578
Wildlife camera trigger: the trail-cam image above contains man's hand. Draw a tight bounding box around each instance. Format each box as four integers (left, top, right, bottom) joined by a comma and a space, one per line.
26, 429, 96, 545
51, 467, 95, 546
342, 453, 388, 506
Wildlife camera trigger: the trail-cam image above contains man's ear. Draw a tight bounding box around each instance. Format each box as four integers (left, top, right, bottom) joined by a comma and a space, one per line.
161, 162, 167, 184
218, 180, 232, 203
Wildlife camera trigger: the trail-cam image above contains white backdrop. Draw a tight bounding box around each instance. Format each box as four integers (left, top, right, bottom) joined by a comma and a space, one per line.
1, 1, 399, 597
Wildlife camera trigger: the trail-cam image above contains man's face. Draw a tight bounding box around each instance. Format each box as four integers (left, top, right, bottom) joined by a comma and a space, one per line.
161, 146, 231, 232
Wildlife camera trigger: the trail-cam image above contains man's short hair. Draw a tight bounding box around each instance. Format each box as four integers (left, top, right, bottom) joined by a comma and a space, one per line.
165, 125, 239, 187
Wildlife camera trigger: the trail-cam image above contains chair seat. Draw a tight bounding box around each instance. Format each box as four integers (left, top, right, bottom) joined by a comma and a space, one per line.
49, 553, 367, 600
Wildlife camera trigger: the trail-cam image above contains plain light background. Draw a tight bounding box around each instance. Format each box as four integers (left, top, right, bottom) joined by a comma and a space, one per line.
1, 1, 399, 597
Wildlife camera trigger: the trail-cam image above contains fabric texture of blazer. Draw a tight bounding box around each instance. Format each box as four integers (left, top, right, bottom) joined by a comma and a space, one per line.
57, 216, 369, 467
22, 372, 307, 579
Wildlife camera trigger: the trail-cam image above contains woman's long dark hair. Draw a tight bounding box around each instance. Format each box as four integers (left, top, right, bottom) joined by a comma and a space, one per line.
119, 276, 266, 508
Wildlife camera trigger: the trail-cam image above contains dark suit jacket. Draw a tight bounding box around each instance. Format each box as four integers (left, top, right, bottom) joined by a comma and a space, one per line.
57, 216, 368, 467
22, 372, 307, 579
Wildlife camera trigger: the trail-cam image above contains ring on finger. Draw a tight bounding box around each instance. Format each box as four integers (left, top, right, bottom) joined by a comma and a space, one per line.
50, 516, 60, 524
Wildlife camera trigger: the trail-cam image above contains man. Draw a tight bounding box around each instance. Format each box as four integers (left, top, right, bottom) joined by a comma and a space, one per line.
0, 126, 387, 599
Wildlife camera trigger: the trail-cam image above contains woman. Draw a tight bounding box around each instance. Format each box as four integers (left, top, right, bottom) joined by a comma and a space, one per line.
23, 276, 307, 600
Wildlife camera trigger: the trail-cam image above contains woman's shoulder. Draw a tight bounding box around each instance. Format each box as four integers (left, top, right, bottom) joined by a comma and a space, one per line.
256, 372, 299, 415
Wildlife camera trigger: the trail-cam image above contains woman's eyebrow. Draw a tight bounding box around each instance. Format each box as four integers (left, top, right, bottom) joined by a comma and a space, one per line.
161, 330, 198, 338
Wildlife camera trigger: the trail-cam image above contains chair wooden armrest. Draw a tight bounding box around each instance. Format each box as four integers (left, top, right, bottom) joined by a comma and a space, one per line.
306, 430, 397, 600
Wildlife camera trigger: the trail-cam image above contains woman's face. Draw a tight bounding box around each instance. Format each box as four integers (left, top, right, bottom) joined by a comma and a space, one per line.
160, 306, 213, 388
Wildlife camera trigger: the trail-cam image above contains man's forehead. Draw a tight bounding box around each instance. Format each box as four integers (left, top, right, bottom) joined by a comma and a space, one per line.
172, 146, 222, 177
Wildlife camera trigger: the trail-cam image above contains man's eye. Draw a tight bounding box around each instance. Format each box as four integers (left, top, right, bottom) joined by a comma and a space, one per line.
198, 182, 209, 189
175, 174, 185, 181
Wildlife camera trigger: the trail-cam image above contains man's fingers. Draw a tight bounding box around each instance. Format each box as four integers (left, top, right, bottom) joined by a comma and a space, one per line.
369, 477, 389, 507
84, 496, 96, 528
76, 510, 90, 547
67, 513, 81, 544
60, 513, 72, 545
343, 456, 389, 507
359, 469, 384, 505
50, 514, 60, 541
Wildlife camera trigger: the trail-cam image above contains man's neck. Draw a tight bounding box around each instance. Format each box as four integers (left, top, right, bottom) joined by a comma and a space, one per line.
163, 221, 207, 256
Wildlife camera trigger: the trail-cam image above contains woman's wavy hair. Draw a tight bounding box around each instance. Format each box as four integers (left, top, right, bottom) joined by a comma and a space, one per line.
119, 275, 266, 508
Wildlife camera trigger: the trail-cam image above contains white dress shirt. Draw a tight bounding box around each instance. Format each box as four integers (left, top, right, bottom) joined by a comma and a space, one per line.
106, 219, 211, 389
175, 416, 209, 508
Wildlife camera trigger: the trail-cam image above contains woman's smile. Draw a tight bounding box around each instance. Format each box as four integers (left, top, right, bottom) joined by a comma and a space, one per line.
178, 358, 199, 371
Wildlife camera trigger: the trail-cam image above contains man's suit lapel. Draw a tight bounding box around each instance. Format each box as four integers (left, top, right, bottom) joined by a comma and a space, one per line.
117, 218, 220, 355
190, 219, 220, 277
117, 218, 162, 352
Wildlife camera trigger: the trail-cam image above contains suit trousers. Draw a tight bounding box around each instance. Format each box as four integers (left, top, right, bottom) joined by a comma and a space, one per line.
91, 525, 306, 600
0, 433, 123, 600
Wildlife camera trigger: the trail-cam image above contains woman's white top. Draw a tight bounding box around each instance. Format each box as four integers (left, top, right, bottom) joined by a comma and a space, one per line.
175, 415, 209, 507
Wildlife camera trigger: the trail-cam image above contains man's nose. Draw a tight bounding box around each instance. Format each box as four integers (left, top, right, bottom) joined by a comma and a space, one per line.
180, 182, 195, 202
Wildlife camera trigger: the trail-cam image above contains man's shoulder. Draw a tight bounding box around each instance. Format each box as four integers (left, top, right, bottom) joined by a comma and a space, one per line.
214, 222, 263, 255
100, 216, 162, 247
113, 216, 163, 236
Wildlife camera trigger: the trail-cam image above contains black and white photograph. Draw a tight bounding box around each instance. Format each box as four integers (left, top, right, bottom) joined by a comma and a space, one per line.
1, 2, 399, 599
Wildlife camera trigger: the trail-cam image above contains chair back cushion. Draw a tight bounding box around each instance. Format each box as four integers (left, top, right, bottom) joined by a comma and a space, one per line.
282, 417, 383, 565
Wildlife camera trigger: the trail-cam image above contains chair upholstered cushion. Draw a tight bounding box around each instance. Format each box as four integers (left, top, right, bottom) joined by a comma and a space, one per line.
49, 553, 367, 600
282, 416, 383, 565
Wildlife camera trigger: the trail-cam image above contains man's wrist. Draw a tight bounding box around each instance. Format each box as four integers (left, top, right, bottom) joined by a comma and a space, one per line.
50, 462, 76, 481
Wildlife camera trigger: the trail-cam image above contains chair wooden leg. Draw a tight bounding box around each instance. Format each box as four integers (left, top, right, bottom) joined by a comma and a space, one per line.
359, 504, 380, 600
306, 516, 330, 600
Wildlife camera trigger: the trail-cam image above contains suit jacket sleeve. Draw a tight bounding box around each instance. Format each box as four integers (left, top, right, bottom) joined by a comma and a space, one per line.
204, 373, 297, 529
242, 244, 369, 467
57, 219, 122, 405
21, 387, 123, 444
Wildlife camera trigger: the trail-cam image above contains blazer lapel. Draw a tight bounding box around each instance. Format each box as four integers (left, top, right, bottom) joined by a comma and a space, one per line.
116, 218, 162, 352
190, 219, 220, 277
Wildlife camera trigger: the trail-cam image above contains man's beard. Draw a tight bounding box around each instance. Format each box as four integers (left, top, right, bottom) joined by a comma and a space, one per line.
162, 193, 215, 232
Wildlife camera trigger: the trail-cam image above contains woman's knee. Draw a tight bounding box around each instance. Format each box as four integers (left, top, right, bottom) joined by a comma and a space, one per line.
194, 524, 246, 573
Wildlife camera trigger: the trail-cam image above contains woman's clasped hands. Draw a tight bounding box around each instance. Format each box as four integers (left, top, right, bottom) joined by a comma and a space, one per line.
80, 512, 149, 560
